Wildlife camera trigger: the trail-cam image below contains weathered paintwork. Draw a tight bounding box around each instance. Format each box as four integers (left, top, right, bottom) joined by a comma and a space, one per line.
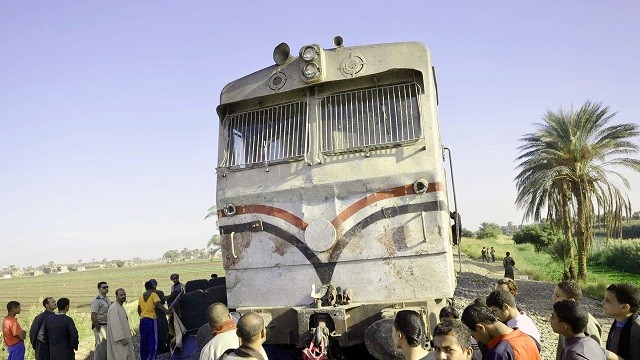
215, 40, 455, 347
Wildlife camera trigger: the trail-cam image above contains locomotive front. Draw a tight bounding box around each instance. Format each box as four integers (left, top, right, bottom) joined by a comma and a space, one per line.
214, 38, 456, 351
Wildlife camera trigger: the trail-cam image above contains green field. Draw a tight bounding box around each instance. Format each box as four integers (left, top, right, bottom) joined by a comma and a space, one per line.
459, 236, 640, 298
0, 259, 224, 360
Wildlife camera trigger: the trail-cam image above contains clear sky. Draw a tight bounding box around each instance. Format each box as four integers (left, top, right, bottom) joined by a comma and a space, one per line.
1, 1, 638, 269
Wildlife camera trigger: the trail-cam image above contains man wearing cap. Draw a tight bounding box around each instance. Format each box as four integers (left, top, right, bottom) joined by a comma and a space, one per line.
91, 281, 111, 360
168, 274, 184, 303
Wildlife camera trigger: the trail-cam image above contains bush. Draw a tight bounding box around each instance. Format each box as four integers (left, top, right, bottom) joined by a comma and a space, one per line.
461, 228, 474, 238
476, 222, 502, 239
512, 224, 562, 253
589, 242, 640, 274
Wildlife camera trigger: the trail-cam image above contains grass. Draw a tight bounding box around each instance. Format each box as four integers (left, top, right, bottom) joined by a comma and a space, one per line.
0, 258, 224, 360
459, 235, 640, 299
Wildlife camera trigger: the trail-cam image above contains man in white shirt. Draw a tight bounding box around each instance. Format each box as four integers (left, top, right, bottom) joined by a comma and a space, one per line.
486, 289, 541, 349
200, 304, 239, 360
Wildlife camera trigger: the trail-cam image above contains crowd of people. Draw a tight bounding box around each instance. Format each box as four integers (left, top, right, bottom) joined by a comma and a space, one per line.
2, 272, 640, 360
392, 279, 640, 360
1, 272, 190, 360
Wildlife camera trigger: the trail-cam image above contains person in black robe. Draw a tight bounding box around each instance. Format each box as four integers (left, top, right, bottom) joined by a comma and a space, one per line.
149, 279, 170, 354
29, 297, 57, 360
43, 298, 79, 360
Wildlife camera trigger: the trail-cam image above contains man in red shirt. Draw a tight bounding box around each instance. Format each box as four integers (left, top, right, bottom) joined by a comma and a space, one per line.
3, 301, 26, 360
461, 304, 540, 360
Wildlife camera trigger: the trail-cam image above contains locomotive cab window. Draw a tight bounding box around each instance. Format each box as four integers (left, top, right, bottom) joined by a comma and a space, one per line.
221, 100, 308, 169
319, 82, 422, 154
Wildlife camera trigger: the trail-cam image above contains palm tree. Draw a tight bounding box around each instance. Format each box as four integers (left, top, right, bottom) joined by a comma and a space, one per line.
515, 101, 640, 281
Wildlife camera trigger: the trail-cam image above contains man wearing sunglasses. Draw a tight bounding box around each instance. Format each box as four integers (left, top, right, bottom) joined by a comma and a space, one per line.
91, 281, 111, 360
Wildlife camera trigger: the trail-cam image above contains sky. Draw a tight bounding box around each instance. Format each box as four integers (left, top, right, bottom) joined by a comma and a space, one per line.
1, 1, 638, 269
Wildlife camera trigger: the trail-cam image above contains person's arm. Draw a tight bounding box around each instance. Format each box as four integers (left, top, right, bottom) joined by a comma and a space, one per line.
605, 349, 621, 360
29, 315, 42, 347
90, 299, 101, 330
69, 318, 79, 351
16, 325, 26, 340
154, 293, 167, 313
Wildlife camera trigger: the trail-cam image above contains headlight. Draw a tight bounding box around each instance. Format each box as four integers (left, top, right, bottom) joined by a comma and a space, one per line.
303, 63, 320, 78
301, 46, 318, 61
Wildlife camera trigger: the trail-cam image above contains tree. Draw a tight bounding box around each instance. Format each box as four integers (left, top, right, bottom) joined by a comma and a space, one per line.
515, 101, 640, 281
461, 228, 474, 238
512, 224, 561, 253
163, 250, 180, 263
208, 234, 221, 247
476, 222, 502, 239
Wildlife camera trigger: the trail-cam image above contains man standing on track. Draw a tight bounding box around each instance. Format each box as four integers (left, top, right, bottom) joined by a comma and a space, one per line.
503, 252, 516, 279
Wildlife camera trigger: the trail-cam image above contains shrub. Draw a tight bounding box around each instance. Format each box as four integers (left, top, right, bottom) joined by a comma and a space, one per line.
461, 228, 474, 238
476, 222, 502, 239
588, 242, 640, 274
512, 224, 561, 253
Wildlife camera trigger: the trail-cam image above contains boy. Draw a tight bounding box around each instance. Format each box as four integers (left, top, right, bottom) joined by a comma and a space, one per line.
550, 300, 605, 360
461, 304, 540, 360
486, 289, 541, 349
3, 301, 26, 360
432, 320, 474, 360
602, 283, 640, 360
551, 281, 602, 360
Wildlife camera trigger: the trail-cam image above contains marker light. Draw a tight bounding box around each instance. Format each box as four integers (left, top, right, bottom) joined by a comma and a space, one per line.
303, 63, 320, 78
301, 46, 318, 61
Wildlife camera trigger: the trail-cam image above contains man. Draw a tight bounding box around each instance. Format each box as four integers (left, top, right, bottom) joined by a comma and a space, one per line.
91, 281, 111, 360
107, 288, 135, 360
43, 298, 79, 360
490, 247, 496, 262
200, 303, 239, 360
168, 273, 184, 301
486, 289, 541, 349
439, 306, 483, 360
432, 320, 474, 360
3, 301, 26, 360
223, 312, 268, 360
461, 304, 540, 360
602, 283, 640, 360
481, 247, 488, 263
29, 297, 57, 360
167, 273, 184, 348
149, 279, 169, 354
551, 281, 602, 360
503, 252, 515, 279
550, 300, 605, 360
138, 280, 166, 360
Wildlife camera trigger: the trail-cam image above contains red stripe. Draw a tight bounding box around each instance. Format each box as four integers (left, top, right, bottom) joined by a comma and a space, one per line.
331, 182, 443, 228
219, 205, 308, 231
218, 182, 444, 231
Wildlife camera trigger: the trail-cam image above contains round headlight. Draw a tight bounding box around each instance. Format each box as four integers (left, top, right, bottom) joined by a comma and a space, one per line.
301, 46, 317, 61
303, 63, 320, 78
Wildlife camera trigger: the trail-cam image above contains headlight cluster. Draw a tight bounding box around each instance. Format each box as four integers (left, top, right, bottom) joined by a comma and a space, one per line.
300, 44, 323, 81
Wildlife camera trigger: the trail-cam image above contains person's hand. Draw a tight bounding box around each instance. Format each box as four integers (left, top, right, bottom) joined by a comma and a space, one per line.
119, 339, 129, 346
